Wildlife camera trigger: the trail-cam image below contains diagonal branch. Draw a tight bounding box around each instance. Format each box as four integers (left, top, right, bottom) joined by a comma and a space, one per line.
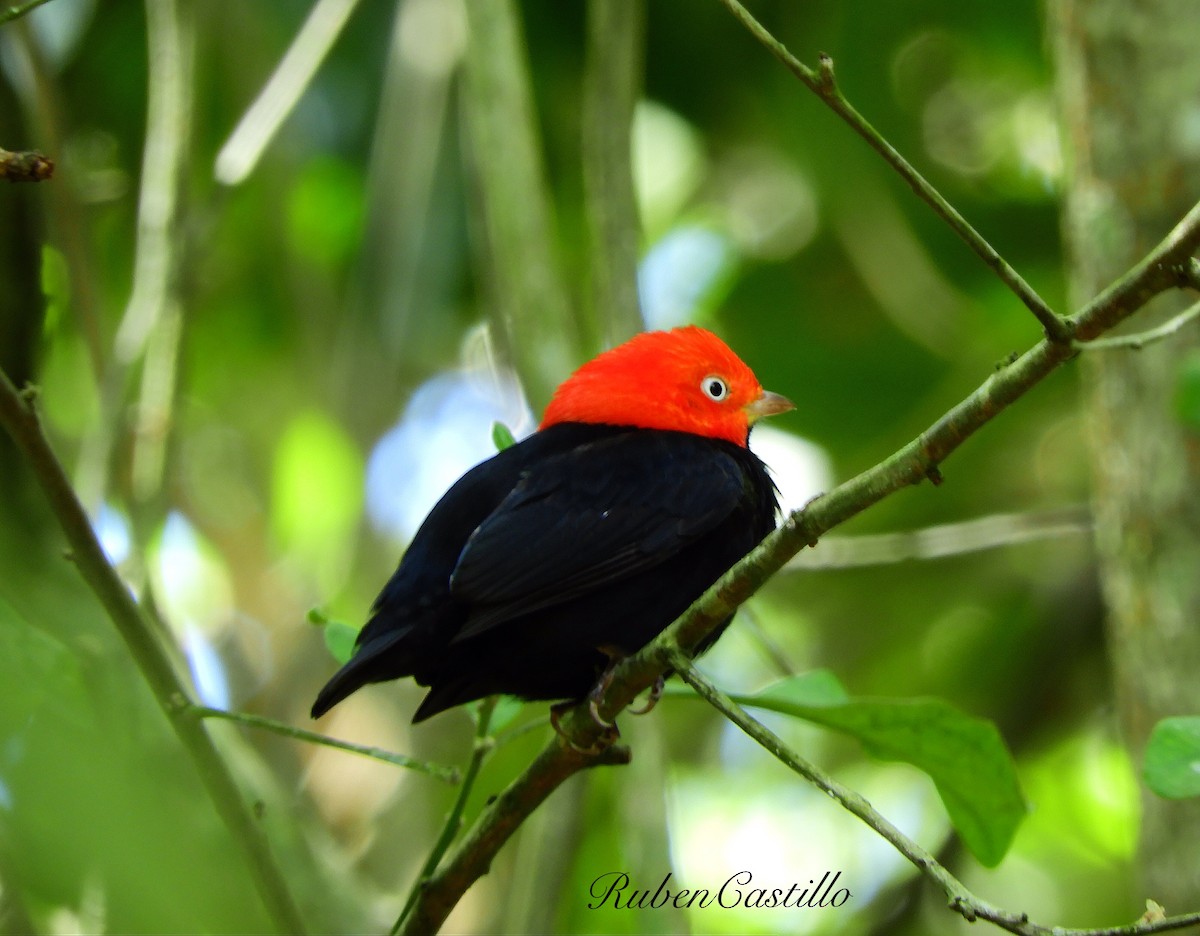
0, 376, 307, 935
714, 0, 1070, 342
190, 705, 460, 783
398, 197, 1200, 934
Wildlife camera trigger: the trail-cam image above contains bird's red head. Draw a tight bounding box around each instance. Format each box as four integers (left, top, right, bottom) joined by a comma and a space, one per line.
540, 326, 793, 447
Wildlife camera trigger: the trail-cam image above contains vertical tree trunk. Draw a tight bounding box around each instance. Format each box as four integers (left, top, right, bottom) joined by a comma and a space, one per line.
1054, 0, 1200, 909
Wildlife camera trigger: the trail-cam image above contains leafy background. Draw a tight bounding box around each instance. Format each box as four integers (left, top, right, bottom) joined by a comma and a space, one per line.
0, 1, 1138, 934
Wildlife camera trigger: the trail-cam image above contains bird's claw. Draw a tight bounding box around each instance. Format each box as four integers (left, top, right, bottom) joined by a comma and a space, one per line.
628, 674, 665, 716
550, 701, 620, 754
588, 697, 615, 729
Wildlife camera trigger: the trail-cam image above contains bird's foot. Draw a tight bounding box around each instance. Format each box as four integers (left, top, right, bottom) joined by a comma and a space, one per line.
550, 700, 620, 754
548, 650, 629, 753
586, 661, 618, 728
628, 674, 665, 716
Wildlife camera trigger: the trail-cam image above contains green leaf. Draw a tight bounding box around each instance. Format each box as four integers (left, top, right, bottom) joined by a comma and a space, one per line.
492, 421, 517, 451
734, 675, 1027, 867
0, 596, 90, 733
750, 668, 851, 707
487, 695, 526, 734
1144, 716, 1200, 799
322, 619, 359, 665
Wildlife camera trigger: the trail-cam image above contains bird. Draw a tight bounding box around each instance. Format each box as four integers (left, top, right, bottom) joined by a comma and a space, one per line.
310, 326, 793, 725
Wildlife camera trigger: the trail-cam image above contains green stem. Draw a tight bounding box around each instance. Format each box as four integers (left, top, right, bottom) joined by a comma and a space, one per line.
190, 706, 460, 783
392, 697, 497, 934
714, 0, 1070, 342
1074, 296, 1200, 351
583, 0, 646, 347
0, 372, 306, 936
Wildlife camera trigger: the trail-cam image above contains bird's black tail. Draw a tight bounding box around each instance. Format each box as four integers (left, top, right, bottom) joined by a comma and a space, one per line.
310, 629, 417, 718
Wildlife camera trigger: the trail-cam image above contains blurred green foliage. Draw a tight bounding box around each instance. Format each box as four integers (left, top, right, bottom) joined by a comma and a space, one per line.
0, 0, 1153, 934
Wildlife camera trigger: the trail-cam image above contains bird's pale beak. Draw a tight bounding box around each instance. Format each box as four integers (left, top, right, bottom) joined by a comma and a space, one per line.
743, 390, 794, 422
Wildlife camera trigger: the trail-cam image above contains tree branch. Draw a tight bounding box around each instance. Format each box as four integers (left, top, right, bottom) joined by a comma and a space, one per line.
786, 506, 1092, 571
397, 196, 1200, 933
0, 145, 53, 181
714, 0, 1070, 342
0, 375, 307, 935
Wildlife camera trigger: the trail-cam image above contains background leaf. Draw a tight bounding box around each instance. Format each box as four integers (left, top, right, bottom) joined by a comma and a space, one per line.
733, 674, 1027, 867
1144, 716, 1200, 799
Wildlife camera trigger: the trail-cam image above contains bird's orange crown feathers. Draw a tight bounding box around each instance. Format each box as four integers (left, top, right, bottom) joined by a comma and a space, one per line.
540, 326, 792, 447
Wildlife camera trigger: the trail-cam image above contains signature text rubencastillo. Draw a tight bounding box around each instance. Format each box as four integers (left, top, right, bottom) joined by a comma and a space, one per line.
587, 870, 851, 911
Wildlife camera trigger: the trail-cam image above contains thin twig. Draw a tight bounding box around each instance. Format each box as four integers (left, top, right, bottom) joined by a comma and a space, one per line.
392, 698, 496, 934
190, 706, 460, 784
669, 652, 1200, 936
0, 373, 307, 935
396, 712, 631, 935
397, 196, 1200, 933
1073, 297, 1200, 351
214, 0, 362, 185
787, 506, 1092, 571
0, 0, 53, 27
714, 0, 1071, 342
0, 146, 53, 181
7, 21, 105, 381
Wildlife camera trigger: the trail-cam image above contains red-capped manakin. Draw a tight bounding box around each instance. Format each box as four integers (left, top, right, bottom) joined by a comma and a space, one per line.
311, 326, 792, 723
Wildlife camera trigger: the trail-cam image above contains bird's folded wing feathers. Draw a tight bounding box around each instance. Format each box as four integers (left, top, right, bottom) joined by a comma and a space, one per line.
447, 434, 745, 640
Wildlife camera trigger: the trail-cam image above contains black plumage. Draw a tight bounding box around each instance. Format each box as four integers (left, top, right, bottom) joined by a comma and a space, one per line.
311, 422, 779, 722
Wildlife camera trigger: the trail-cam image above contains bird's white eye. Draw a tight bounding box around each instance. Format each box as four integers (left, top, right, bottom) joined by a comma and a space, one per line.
701, 375, 729, 402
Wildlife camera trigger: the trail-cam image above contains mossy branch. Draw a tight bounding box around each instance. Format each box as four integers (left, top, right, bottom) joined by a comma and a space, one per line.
397, 196, 1200, 933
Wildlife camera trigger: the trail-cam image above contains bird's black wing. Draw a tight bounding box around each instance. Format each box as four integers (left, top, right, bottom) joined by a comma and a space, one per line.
448, 431, 747, 641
